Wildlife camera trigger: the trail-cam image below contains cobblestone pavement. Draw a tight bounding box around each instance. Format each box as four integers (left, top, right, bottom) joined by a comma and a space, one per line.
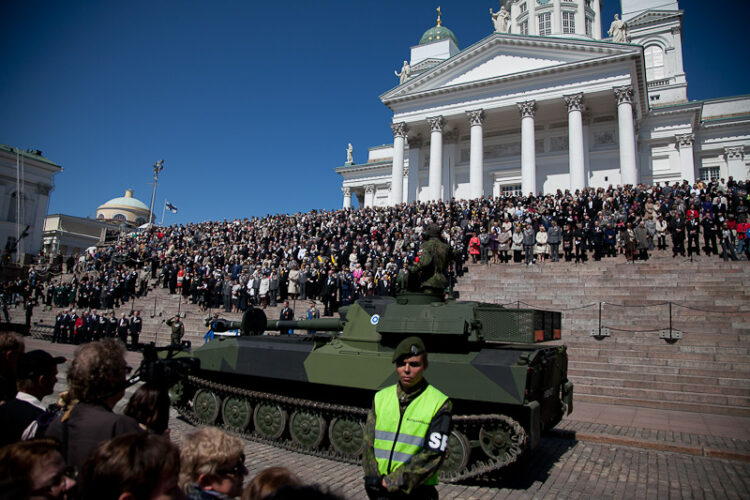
28, 338, 750, 499
164, 409, 750, 499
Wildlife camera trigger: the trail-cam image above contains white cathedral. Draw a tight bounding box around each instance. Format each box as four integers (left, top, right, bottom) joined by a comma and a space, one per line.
335, 0, 750, 208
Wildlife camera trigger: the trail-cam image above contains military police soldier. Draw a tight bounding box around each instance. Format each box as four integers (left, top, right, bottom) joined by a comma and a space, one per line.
166, 315, 184, 345
363, 336, 452, 499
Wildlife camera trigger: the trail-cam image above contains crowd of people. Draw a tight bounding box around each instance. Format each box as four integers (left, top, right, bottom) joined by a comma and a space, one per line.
0, 333, 344, 499
33, 177, 749, 319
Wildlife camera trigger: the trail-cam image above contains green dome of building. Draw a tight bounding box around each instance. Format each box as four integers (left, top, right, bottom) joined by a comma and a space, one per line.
419, 24, 458, 46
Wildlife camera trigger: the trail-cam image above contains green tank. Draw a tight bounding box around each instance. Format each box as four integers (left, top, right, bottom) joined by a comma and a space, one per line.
167, 291, 573, 482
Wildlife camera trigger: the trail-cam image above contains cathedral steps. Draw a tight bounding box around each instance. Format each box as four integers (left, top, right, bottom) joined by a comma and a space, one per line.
457, 253, 750, 416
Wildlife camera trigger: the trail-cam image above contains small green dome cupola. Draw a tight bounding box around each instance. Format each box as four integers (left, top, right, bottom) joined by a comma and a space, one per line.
419, 6, 458, 46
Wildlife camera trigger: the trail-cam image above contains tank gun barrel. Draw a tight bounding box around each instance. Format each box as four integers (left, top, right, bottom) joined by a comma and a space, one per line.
208, 308, 343, 335
267, 318, 343, 332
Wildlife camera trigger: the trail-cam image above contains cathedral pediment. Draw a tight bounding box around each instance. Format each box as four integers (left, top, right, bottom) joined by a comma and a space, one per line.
381, 33, 642, 105
626, 9, 682, 28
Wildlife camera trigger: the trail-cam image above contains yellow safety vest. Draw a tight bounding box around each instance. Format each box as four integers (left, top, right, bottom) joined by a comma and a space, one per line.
373, 384, 448, 485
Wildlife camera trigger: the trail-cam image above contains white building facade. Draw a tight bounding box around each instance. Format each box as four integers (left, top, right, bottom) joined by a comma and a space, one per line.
0, 145, 61, 259
336, 0, 750, 207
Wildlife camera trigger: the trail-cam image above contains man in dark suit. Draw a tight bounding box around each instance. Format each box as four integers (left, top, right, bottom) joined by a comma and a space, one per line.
320, 269, 339, 317
280, 300, 294, 335
129, 310, 142, 349
0, 349, 64, 446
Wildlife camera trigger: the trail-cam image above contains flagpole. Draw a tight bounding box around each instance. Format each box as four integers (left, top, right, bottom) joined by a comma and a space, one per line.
161, 199, 167, 226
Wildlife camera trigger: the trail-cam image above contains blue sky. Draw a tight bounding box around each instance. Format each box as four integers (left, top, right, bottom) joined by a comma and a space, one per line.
1, 0, 748, 224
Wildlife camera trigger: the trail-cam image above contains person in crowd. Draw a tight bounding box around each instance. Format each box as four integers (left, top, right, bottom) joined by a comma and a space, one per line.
117, 313, 130, 345
130, 309, 142, 348
0, 349, 65, 445
167, 315, 185, 345
280, 300, 294, 335
0, 331, 24, 403
78, 432, 184, 500
468, 232, 480, 264
362, 337, 451, 499
242, 467, 302, 500
534, 225, 548, 264
547, 219, 561, 262
124, 383, 171, 435
179, 427, 248, 499
42, 339, 142, 469
0, 438, 76, 499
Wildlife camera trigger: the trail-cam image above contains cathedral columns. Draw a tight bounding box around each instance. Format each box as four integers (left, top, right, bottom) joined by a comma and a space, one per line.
407, 138, 421, 204
614, 85, 638, 186
675, 134, 696, 184
518, 100, 537, 196
564, 92, 586, 191
341, 186, 351, 209
390, 122, 408, 205
467, 109, 485, 199
364, 185, 375, 207
725, 146, 745, 180
427, 116, 445, 201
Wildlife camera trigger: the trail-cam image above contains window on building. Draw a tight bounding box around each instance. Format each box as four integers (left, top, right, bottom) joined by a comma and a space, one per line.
135, 217, 146, 226
500, 184, 523, 197
112, 214, 126, 222
520, 20, 529, 35
538, 12, 551, 35
585, 16, 593, 37
562, 11, 576, 34
700, 167, 720, 182
644, 45, 665, 80
519, 2, 527, 13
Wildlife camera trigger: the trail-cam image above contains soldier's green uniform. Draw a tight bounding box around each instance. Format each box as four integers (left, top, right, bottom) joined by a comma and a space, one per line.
363, 337, 452, 499
166, 317, 184, 345
409, 225, 451, 294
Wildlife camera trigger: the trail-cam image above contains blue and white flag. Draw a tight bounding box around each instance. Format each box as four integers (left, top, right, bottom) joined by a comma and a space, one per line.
165, 201, 178, 213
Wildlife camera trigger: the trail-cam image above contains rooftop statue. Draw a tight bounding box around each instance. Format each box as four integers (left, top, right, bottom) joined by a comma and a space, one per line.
608, 14, 628, 43
490, 5, 510, 33
346, 143, 353, 164
395, 60, 411, 84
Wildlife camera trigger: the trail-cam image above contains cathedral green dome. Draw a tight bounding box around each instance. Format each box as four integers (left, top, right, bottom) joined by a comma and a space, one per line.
419, 25, 458, 46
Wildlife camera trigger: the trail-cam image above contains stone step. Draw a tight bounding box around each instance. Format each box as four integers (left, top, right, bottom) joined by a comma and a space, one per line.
567, 367, 750, 390
572, 393, 750, 417
573, 383, 750, 408
569, 374, 750, 397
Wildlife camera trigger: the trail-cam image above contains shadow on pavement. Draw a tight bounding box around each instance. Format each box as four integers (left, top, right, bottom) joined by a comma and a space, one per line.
459, 435, 577, 490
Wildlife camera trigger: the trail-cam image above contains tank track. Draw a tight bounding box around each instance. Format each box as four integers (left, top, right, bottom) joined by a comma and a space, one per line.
177, 374, 527, 483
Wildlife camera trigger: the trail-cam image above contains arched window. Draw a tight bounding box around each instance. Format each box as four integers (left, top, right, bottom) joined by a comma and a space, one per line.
134, 217, 146, 226
97, 213, 105, 219
644, 45, 665, 80
112, 214, 127, 222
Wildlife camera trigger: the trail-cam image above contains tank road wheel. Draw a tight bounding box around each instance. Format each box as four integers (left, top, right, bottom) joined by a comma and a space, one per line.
168, 380, 186, 406
328, 418, 365, 457
221, 396, 252, 432
439, 430, 471, 478
193, 389, 221, 424
253, 403, 288, 439
289, 411, 327, 449
478, 416, 527, 462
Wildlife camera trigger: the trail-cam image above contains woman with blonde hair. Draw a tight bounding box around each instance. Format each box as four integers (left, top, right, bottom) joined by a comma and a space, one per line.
180, 427, 248, 499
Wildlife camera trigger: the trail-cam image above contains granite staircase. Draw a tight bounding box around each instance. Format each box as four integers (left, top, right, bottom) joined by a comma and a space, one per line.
454, 255, 750, 416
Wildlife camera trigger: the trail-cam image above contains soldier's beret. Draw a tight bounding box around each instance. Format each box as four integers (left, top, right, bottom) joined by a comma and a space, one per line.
392, 336, 426, 363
